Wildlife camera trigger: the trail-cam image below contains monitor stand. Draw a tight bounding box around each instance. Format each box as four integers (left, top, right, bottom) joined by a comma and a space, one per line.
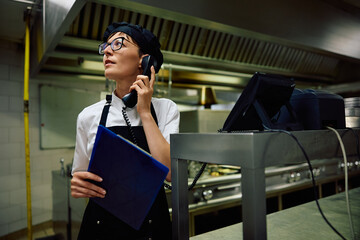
253, 100, 303, 131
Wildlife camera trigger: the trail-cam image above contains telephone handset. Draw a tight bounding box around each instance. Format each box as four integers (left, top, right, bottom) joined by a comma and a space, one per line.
122, 55, 157, 108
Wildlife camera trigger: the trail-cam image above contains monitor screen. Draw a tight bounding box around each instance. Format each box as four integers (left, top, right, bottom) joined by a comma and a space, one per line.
221, 72, 296, 132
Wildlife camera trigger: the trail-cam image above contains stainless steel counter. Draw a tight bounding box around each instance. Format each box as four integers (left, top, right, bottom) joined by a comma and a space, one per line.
190, 187, 360, 240
170, 128, 360, 240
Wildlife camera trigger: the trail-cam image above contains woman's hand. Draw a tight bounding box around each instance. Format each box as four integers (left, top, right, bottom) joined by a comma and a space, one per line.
71, 171, 106, 198
130, 65, 172, 181
130, 65, 155, 115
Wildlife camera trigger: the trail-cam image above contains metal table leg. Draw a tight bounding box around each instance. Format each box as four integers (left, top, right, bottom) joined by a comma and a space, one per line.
241, 167, 267, 240
172, 158, 189, 240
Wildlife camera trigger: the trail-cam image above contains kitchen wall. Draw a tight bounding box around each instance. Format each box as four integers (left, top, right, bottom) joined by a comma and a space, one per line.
0, 39, 104, 237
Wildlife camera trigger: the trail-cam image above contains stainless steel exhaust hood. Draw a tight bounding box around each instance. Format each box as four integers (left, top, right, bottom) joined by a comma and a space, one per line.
25, 0, 360, 100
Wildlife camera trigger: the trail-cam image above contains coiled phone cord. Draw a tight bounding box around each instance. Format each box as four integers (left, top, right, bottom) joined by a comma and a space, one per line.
122, 106, 138, 146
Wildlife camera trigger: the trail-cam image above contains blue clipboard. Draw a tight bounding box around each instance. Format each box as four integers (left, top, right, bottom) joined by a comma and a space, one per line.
87, 125, 169, 230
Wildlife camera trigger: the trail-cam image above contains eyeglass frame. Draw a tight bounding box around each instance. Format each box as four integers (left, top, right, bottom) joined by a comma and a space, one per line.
98, 36, 138, 55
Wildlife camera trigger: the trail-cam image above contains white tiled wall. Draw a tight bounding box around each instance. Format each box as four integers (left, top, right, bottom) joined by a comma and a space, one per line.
0, 39, 104, 237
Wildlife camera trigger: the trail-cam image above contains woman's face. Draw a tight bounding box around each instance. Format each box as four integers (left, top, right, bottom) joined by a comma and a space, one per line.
102, 32, 142, 82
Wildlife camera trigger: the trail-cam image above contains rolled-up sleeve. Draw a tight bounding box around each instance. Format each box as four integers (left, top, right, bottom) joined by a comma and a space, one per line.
159, 100, 180, 143
71, 112, 90, 174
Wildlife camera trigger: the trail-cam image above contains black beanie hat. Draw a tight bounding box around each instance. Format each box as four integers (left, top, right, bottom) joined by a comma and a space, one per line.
103, 22, 163, 73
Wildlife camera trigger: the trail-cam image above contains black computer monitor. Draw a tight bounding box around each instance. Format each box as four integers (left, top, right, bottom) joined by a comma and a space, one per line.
221, 72, 298, 132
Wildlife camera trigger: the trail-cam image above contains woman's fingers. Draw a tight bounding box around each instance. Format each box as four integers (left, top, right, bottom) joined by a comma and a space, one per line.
150, 66, 155, 89
71, 184, 105, 198
74, 171, 103, 182
132, 65, 155, 90
71, 171, 106, 198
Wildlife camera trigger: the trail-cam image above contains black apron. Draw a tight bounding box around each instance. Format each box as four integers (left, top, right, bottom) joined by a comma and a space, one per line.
77, 96, 172, 240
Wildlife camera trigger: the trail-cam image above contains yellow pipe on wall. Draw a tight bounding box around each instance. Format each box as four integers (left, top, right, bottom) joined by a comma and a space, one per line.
24, 12, 32, 240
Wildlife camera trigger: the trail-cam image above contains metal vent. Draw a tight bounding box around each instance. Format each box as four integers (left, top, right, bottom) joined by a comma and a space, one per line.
63, 2, 340, 82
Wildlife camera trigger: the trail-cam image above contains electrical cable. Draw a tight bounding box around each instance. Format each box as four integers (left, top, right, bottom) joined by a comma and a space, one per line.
164, 163, 207, 190
188, 163, 207, 190
262, 125, 346, 240
326, 126, 355, 240
335, 128, 360, 163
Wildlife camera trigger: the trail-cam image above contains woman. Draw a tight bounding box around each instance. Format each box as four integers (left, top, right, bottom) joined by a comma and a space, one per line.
71, 22, 179, 239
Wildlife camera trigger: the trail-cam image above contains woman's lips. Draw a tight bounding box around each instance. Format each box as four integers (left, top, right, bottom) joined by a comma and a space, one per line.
104, 60, 114, 66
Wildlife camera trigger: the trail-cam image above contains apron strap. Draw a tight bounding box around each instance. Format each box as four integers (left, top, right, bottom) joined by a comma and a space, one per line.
99, 94, 159, 127
99, 94, 112, 126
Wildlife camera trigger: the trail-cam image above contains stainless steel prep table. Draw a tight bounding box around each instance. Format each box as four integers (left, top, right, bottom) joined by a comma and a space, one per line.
170, 129, 360, 240
190, 187, 360, 240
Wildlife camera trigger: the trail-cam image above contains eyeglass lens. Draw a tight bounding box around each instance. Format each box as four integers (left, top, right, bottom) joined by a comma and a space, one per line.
99, 37, 124, 54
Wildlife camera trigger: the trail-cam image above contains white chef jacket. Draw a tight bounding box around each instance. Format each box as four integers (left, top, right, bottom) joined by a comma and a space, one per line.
72, 92, 180, 174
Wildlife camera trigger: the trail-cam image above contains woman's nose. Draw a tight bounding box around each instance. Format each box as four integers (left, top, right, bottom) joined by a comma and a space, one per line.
103, 44, 113, 55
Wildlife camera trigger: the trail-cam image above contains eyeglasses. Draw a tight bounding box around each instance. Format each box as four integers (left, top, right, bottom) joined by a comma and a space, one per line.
98, 37, 137, 55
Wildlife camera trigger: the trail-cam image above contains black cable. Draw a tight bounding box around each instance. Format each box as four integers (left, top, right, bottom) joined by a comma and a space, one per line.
263, 125, 346, 240
163, 163, 207, 191
188, 163, 207, 190
163, 182, 172, 190
122, 106, 138, 146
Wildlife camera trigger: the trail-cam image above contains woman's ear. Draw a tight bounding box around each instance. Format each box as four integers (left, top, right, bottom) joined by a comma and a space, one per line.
139, 54, 149, 64
138, 54, 149, 70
